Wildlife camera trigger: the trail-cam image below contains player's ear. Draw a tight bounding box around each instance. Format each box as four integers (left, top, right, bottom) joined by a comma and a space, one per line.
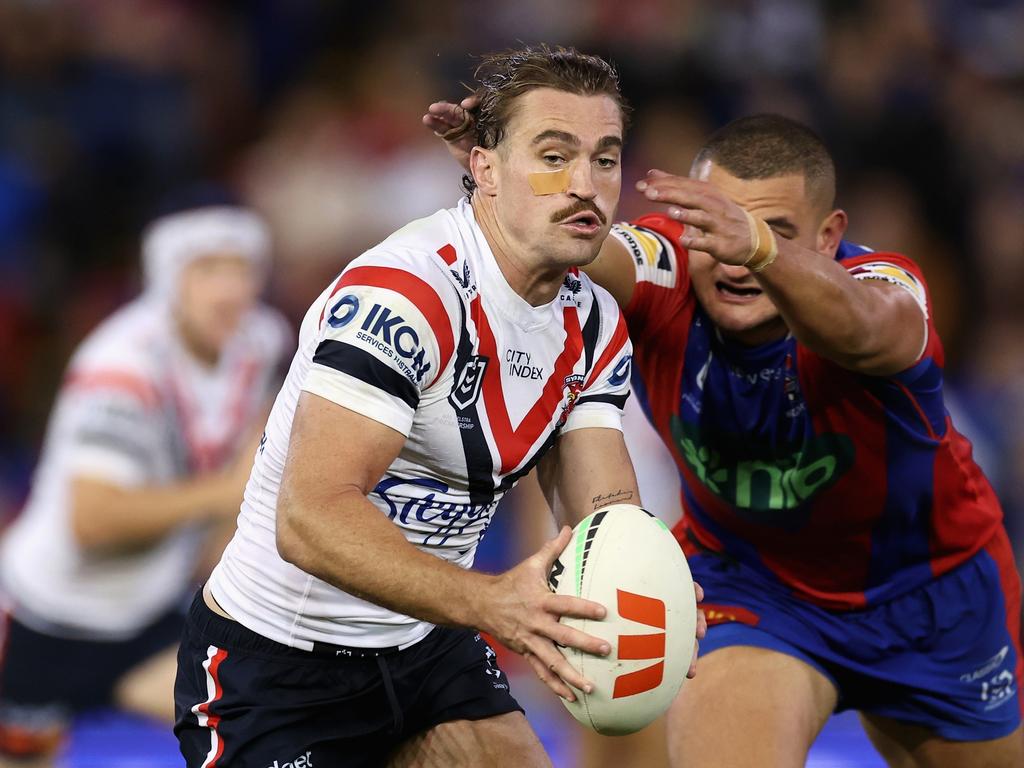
470, 147, 499, 196
817, 208, 847, 258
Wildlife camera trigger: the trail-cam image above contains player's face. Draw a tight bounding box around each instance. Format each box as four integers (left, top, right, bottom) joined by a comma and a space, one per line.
175, 252, 260, 364
495, 88, 623, 270
688, 163, 824, 345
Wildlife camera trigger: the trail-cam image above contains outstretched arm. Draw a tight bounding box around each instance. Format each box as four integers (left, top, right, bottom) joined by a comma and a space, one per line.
637, 171, 926, 376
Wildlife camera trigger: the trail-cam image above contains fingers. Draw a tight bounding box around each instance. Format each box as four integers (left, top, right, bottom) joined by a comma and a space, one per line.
459, 94, 481, 110
523, 639, 597, 700
689, 582, 707, 678
636, 177, 715, 210
423, 101, 473, 140
547, 619, 611, 656
666, 206, 714, 231
544, 593, 606, 621
679, 233, 715, 253
425, 101, 464, 122
523, 649, 581, 702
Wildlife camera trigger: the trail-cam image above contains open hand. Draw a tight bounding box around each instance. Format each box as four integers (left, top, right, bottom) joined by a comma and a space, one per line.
477, 526, 610, 702
422, 95, 480, 172
637, 170, 761, 267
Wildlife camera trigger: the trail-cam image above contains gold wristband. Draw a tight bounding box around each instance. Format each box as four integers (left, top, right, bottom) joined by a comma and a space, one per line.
741, 210, 778, 273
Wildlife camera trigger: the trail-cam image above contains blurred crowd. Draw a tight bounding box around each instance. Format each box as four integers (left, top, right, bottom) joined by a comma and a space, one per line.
1, 0, 1022, 565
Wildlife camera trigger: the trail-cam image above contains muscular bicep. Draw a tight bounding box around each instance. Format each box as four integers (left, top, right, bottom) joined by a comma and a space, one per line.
582, 234, 636, 310
537, 427, 640, 528
278, 392, 406, 523
852, 279, 929, 376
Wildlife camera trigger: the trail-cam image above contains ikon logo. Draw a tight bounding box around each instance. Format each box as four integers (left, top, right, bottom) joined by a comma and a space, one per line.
612, 589, 666, 699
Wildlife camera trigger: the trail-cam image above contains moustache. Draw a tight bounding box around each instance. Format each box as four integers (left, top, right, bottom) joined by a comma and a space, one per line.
550, 200, 607, 225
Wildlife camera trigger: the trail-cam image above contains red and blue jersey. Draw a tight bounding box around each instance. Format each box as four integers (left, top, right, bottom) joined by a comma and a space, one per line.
614, 214, 1005, 610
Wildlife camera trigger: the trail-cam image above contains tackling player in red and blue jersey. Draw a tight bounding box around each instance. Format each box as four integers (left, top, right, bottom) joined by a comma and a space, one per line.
429, 103, 1021, 766
592, 117, 1023, 768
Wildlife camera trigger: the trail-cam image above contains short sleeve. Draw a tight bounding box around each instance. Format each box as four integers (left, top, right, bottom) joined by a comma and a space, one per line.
612, 215, 691, 338
843, 252, 937, 368
302, 263, 455, 437
62, 373, 164, 486
563, 302, 632, 433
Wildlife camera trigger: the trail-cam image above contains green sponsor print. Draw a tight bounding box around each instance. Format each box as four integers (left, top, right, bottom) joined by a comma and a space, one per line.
670, 416, 855, 530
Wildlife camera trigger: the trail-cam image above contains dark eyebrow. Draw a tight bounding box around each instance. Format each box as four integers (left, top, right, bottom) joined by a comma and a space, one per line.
531, 130, 623, 151
532, 129, 579, 146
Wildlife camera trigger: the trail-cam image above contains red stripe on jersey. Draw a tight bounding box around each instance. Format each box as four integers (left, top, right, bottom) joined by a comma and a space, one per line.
893, 380, 939, 441
928, 415, 1003, 578
63, 371, 159, 409
984, 531, 1024, 719
474, 297, 583, 474
339, 266, 455, 388
437, 244, 457, 265
584, 311, 629, 389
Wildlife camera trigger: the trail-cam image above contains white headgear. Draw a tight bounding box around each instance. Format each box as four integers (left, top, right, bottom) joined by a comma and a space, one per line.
141, 206, 271, 302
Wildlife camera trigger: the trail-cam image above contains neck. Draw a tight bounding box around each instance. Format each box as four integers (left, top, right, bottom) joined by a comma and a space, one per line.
471, 196, 565, 306
175, 314, 220, 368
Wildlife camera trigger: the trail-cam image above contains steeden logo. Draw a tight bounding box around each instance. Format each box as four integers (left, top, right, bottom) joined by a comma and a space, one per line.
612, 589, 666, 699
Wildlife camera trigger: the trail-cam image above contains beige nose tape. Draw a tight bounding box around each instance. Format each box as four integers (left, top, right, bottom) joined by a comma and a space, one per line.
528, 168, 571, 195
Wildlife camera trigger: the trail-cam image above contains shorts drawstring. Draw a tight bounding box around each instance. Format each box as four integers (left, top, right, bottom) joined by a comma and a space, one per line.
376, 655, 404, 735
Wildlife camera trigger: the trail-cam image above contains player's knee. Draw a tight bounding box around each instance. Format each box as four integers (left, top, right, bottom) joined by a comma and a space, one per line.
390, 714, 550, 768
667, 647, 835, 768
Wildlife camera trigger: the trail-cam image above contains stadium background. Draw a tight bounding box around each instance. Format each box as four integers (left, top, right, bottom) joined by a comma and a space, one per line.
0, 1, 1021, 765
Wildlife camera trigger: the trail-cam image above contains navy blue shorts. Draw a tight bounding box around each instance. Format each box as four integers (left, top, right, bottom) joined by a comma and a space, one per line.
692, 532, 1023, 741
0, 604, 184, 756
174, 590, 523, 767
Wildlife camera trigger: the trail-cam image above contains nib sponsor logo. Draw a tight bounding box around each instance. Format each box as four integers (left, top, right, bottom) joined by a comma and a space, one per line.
266, 752, 312, 768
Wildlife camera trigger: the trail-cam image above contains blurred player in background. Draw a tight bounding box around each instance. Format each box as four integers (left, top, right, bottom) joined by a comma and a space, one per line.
430, 103, 1023, 767
0, 199, 290, 767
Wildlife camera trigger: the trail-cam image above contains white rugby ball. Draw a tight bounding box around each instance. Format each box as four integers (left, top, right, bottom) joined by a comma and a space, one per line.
549, 504, 696, 735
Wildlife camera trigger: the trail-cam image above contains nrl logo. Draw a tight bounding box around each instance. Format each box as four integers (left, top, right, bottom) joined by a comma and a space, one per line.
449, 355, 488, 410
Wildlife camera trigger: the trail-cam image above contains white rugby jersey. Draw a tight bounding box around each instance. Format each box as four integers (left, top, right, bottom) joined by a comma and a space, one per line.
210, 197, 633, 650
0, 299, 290, 639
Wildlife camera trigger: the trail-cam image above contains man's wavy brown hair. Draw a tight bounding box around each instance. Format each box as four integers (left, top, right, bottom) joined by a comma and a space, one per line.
463, 44, 630, 195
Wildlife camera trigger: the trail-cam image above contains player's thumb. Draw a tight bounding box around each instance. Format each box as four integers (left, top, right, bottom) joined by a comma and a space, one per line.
539, 525, 572, 568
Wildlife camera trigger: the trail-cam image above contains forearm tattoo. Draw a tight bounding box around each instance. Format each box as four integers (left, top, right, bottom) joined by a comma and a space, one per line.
592, 489, 634, 509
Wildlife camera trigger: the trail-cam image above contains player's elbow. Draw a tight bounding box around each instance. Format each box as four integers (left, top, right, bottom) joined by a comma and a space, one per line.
275, 497, 314, 570
275, 483, 331, 575
826, 318, 918, 376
